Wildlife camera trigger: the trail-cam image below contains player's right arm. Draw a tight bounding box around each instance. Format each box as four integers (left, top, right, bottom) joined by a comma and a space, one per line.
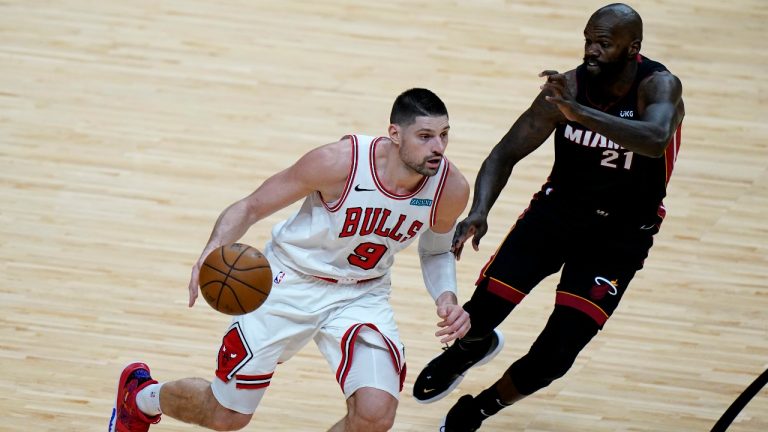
419, 162, 471, 343
187, 138, 354, 306
541, 69, 683, 157
452, 87, 564, 259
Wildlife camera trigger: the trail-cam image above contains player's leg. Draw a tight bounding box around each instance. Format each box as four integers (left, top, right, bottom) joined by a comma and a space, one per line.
502, 221, 655, 397
326, 342, 401, 432
332, 387, 398, 432
110, 251, 318, 431
158, 378, 253, 429
505, 305, 600, 395
413, 199, 566, 404
502, 223, 654, 394
317, 281, 405, 432
442, 222, 656, 430
110, 360, 257, 432
111, 319, 283, 431
440, 305, 601, 430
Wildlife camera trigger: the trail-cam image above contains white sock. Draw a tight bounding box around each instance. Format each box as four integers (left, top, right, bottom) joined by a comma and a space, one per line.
135, 383, 163, 416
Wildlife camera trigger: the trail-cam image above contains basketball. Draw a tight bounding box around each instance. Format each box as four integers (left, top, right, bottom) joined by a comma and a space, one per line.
199, 243, 272, 315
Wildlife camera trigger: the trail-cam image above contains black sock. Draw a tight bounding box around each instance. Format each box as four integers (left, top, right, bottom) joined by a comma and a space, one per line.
474, 386, 511, 418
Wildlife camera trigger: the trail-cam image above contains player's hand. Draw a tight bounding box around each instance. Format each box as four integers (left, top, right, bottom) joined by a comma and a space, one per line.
540, 70, 579, 121
188, 260, 202, 307
452, 213, 488, 260
189, 244, 218, 307
435, 292, 471, 343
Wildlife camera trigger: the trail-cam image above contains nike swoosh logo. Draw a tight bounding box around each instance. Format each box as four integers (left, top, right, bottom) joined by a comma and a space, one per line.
354, 184, 375, 192
422, 388, 436, 394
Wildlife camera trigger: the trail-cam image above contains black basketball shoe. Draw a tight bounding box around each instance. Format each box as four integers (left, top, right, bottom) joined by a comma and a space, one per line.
413, 329, 504, 403
439, 395, 486, 431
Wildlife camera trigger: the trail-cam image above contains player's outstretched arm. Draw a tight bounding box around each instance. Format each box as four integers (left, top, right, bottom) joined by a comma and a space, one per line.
454, 91, 560, 258
187, 138, 353, 306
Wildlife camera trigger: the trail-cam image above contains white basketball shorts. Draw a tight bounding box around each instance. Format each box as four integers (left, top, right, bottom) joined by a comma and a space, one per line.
210, 245, 406, 414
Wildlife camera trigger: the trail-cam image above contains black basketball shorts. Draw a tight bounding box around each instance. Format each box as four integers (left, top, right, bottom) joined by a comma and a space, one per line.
477, 197, 658, 327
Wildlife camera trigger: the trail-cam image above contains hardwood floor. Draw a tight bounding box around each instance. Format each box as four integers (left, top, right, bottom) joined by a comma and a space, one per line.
1, 1, 766, 430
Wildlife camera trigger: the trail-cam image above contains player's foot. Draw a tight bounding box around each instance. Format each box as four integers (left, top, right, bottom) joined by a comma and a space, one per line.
109, 362, 161, 432
413, 329, 504, 403
438, 395, 485, 431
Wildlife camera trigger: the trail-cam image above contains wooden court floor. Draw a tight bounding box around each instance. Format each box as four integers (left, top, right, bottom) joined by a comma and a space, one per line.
1, 1, 766, 430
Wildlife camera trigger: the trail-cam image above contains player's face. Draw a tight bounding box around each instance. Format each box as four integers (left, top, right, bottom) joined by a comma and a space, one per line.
582, 17, 633, 79
394, 115, 450, 177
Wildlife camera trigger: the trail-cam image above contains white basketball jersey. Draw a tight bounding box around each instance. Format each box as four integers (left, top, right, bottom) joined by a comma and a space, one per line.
268, 135, 450, 281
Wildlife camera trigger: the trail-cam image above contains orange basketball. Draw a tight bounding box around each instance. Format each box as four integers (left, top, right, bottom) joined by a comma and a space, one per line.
199, 243, 272, 315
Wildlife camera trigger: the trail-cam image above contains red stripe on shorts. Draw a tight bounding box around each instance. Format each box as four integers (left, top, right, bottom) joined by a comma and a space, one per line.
335, 323, 404, 393
555, 292, 609, 326
486, 277, 527, 304
235, 372, 274, 390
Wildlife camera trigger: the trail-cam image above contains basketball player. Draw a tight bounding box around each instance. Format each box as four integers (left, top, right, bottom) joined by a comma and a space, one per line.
411, 4, 685, 430
109, 88, 472, 432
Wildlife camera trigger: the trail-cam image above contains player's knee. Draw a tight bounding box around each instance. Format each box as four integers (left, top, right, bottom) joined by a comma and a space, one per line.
509, 306, 599, 394
347, 388, 397, 432
535, 348, 575, 381
349, 412, 395, 432
508, 349, 577, 395
348, 408, 395, 432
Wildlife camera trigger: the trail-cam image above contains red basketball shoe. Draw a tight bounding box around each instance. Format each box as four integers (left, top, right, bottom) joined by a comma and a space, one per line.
108, 362, 161, 432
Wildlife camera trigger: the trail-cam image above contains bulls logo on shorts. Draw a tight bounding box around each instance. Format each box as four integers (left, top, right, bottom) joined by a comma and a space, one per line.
215, 322, 253, 382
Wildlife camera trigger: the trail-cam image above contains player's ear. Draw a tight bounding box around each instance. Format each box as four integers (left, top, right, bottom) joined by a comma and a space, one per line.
388, 123, 401, 145
628, 39, 641, 58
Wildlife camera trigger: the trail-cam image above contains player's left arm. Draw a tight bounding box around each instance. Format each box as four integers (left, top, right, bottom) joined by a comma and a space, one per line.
542, 70, 684, 157
418, 162, 471, 343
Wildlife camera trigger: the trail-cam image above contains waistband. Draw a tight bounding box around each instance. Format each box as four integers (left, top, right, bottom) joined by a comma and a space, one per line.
313, 275, 382, 284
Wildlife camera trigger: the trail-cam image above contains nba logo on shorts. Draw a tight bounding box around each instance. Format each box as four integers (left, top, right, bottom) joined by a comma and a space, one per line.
274, 271, 286, 284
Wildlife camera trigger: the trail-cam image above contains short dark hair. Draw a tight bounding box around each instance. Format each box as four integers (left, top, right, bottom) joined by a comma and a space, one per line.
389, 88, 448, 126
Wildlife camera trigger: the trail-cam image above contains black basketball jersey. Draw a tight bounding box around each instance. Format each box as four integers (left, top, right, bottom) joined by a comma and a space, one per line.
546, 55, 682, 224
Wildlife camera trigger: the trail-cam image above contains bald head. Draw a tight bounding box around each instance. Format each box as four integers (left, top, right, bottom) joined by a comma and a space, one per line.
590, 3, 643, 42
581, 3, 644, 79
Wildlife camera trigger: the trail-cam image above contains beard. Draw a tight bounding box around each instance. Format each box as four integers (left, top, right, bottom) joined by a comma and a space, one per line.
583, 52, 630, 80
407, 157, 440, 177
401, 148, 441, 177
397, 134, 445, 177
